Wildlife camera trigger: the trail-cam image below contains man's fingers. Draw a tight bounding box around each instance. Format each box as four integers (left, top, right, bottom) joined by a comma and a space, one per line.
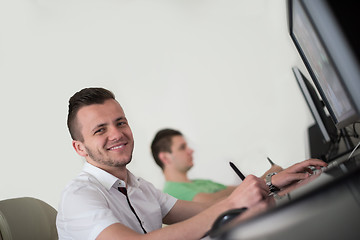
285, 172, 310, 183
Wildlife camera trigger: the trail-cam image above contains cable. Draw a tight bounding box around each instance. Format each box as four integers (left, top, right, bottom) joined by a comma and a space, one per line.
348, 139, 360, 160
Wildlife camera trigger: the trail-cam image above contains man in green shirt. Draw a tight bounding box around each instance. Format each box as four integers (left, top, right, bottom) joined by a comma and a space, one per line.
151, 129, 284, 204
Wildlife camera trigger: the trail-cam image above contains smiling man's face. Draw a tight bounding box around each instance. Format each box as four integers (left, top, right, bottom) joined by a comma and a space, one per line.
72, 99, 134, 171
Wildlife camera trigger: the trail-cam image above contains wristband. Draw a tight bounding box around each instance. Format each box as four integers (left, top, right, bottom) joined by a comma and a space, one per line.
265, 172, 280, 192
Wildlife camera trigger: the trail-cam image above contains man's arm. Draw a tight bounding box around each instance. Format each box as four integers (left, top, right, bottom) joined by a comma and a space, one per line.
192, 186, 237, 204
162, 199, 208, 224
97, 175, 269, 240
98, 199, 228, 240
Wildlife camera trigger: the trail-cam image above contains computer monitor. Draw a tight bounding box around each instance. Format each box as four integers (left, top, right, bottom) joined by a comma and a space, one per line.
292, 66, 337, 143
293, 66, 341, 161
288, 0, 360, 130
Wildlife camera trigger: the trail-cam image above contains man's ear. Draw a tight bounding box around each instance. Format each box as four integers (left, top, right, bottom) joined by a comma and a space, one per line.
72, 140, 88, 157
158, 152, 172, 166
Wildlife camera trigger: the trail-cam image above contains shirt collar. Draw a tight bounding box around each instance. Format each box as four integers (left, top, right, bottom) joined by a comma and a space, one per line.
82, 162, 140, 191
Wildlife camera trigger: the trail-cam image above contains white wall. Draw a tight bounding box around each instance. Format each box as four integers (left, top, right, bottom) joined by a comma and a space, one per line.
0, 0, 314, 209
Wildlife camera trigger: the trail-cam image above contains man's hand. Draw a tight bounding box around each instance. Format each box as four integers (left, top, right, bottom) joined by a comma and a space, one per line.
228, 175, 270, 208
271, 158, 327, 188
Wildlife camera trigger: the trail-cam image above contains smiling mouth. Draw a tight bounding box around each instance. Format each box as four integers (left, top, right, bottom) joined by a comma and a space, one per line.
107, 143, 126, 151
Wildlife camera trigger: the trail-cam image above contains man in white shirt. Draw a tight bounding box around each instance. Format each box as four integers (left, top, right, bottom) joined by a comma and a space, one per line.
56, 87, 327, 240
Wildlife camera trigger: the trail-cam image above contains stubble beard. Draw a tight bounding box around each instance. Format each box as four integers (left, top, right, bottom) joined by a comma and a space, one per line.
85, 146, 132, 168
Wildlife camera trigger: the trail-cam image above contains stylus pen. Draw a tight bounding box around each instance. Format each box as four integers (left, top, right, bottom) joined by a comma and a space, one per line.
267, 157, 275, 166
229, 161, 246, 181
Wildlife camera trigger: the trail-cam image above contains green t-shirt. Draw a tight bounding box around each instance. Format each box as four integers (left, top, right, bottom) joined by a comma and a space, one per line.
163, 179, 227, 201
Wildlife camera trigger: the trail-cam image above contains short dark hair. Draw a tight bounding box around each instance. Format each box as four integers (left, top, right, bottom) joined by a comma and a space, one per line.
151, 128, 182, 170
67, 87, 115, 141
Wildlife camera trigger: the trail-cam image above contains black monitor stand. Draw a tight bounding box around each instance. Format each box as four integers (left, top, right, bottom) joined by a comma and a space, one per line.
308, 121, 357, 163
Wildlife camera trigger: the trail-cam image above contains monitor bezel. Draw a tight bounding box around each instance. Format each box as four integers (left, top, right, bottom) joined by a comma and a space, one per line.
292, 66, 337, 143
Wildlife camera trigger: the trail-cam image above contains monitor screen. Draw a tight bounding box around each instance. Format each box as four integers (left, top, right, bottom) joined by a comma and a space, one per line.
288, 0, 360, 129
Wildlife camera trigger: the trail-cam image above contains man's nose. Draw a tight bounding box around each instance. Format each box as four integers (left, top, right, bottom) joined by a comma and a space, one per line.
108, 126, 124, 141
187, 147, 194, 155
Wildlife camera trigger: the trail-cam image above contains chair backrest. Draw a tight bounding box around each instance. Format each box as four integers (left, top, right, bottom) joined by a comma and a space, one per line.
0, 197, 58, 240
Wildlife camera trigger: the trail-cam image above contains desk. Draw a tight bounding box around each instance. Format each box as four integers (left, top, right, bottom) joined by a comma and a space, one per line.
211, 152, 360, 240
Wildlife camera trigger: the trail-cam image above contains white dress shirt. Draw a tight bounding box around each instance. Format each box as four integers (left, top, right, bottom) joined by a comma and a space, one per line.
56, 162, 177, 240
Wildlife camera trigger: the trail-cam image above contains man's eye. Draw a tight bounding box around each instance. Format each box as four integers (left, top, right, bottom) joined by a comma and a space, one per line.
117, 122, 126, 126
94, 128, 104, 135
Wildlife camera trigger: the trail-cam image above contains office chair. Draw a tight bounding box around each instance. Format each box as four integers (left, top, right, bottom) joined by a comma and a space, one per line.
0, 197, 58, 240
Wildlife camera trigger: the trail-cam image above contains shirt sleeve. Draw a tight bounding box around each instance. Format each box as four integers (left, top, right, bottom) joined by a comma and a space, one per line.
57, 183, 119, 240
